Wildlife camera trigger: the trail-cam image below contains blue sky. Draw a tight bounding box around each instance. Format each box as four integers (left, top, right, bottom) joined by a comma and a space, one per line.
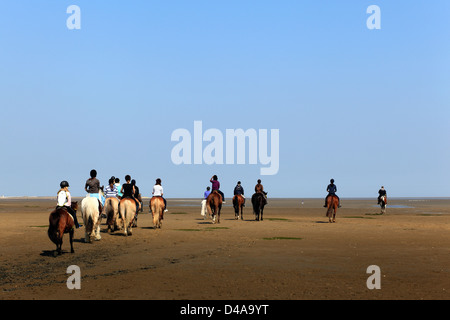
0, 1, 449, 198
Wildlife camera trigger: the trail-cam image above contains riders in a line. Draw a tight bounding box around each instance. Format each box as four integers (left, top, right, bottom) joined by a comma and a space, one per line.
57, 180, 80, 228
255, 179, 267, 205
377, 186, 387, 204
234, 181, 245, 207
324, 178, 341, 208
85, 169, 105, 206
210, 175, 225, 203
152, 178, 168, 213
120, 175, 140, 212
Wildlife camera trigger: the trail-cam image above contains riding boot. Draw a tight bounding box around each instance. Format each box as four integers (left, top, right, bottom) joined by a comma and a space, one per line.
323, 196, 328, 207
66, 207, 80, 228
73, 215, 81, 228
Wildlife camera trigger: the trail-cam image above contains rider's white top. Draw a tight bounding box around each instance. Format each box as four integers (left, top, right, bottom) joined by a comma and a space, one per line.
57, 190, 71, 206
152, 185, 163, 197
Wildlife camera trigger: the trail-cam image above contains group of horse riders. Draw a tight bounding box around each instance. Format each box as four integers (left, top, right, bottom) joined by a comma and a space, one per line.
205, 175, 268, 206
56, 170, 388, 229
56, 169, 168, 229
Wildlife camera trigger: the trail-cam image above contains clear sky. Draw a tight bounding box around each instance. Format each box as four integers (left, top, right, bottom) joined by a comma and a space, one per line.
0, 1, 449, 198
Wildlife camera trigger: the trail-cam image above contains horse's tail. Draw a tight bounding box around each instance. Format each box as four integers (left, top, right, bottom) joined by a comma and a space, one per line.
85, 215, 93, 235
326, 195, 337, 217
48, 210, 60, 244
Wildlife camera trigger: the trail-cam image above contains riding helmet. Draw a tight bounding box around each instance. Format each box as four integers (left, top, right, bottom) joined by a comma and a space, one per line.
60, 181, 70, 188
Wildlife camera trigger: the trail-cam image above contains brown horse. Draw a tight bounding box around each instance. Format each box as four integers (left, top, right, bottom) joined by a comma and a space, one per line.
104, 197, 120, 232
326, 195, 339, 223
206, 190, 222, 224
48, 202, 78, 256
232, 194, 245, 220
150, 196, 165, 229
380, 195, 387, 215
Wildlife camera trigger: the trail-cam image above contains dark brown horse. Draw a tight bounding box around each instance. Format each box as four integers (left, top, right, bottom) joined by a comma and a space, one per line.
48, 202, 78, 256
252, 192, 266, 221
232, 194, 245, 220
206, 190, 222, 224
326, 195, 339, 223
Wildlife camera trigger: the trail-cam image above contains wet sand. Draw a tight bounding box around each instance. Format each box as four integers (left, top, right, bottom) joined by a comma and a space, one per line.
0, 197, 449, 300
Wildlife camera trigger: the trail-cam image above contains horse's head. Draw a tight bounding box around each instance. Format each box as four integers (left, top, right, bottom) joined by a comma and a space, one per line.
71, 201, 78, 211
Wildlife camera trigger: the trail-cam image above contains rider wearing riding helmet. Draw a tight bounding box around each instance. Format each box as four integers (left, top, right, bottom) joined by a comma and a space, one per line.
234, 181, 245, 206
378, 186, 387, 204
324, 178, 341, 208
57, 181, 80, 228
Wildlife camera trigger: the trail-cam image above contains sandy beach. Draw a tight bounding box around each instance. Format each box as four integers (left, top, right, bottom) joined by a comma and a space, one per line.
0, 197, 449, 301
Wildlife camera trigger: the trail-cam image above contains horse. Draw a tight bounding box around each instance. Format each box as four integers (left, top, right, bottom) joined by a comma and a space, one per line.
232, 194, 245, 220
326, 195, 339, 223
48, 202, 78, 256
252, 192, 266, 221
119, 197, 139, 236
81, 196, 103, 242
150, 196, 165, 229
104, 197, 120, 232
206, 190, 222, 224
379, 195, 387, 215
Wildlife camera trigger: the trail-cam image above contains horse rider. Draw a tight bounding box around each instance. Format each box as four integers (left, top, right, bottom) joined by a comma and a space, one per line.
57, 181, 80, 228
255, 179, 267, 205
114, 177, 123, 199
210, 175, 225, 203
204, 186, 211, 199
234, 181, 245, 207
324, 178, 341, 208
85, 169, 105, 206
378, 186, 387, 204
120, 175, 140, 213
152, 178, 168, 213
104, 178, 118, 199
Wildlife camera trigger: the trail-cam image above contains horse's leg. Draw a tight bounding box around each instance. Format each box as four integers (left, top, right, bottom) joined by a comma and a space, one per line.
217, 207, 221, 224
261, 207, 264, 221
128, 215, 133, 235
95, 222, 102, 240
69, 229, 75, 253
241, 205, 244, 220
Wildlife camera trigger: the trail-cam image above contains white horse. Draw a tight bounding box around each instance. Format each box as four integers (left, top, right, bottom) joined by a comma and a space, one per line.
81, 196, 102, 242
119, 198, 139, 236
